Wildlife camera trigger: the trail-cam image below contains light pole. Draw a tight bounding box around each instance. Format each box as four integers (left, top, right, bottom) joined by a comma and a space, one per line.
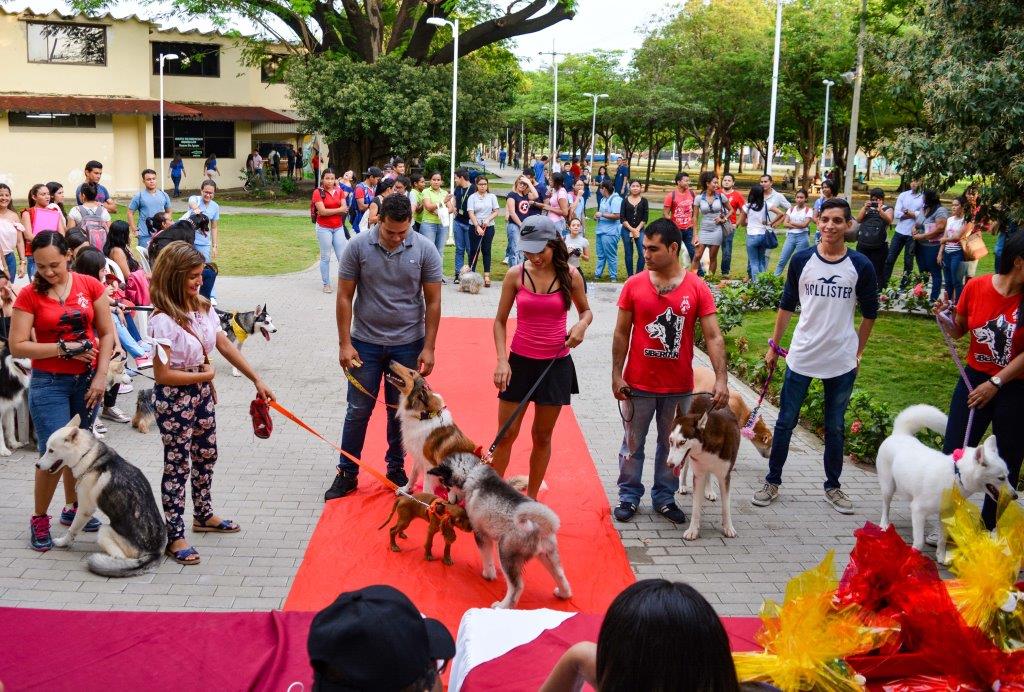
844, 0, 867, 199
157, 52, 179, 192
765, 0, 783, 175
427, 16, 459, 225
820, 79, 834, 178
582, 92, 608, 168
540, 42, 564, 172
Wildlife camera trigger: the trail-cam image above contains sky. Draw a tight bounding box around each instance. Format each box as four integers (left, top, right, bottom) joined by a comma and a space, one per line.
8, 0, 675, 69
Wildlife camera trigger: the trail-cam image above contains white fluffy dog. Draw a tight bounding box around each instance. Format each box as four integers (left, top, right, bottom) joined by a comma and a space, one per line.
877, 404, 1015, 564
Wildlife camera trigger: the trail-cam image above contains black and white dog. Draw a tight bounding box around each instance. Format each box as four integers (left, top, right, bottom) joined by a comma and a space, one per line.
216, 305, 277, 376
0, 340, 31, 456
37, 415, 166, 577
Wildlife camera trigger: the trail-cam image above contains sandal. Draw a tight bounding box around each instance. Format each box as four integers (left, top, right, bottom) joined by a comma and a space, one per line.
192, 518, 241, 533
165, 545, 201, 565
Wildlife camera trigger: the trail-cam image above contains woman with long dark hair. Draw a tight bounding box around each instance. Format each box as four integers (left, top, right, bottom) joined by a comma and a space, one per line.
104, 220, 141, 281
738, 185, 784, 278
620, 179, 649, 277
540, 579, 742, 692
695, 171, 731, 276
913, 189, 948, 301
10, 231, 115, 551
935, 231, 1024, 531
937, 195, 970, 303
21, 184, 65, 278
491, 216, 592, 498
0, 184, 27, 279
169, 156, 185, 198
594, 165, 609, 208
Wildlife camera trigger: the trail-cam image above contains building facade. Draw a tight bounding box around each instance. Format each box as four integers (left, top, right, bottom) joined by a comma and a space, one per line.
0, 7, 306, 197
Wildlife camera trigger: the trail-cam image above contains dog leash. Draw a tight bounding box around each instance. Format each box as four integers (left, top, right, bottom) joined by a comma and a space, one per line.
936, 307, 975, 456
484, 357, 559, 460
343, 364, 399, 410
267, 400, 431, 509
616, 389, 714, 425
126, 367, 155, 381
741, 339, 788, 439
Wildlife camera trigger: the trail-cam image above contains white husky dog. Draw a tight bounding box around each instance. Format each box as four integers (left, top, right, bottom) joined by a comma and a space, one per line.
877, 404, 1015, 564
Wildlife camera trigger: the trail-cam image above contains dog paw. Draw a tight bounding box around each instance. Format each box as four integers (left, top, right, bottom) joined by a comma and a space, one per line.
231, 369, 242, 378
425, 553, 435, 561
678, 485, 692, 495
390, 545, 401, 552
682, 527, 700, 541
490, 601, 512, 609
52, 533, 72, 548
704, 490, 718, 502
937, 551, 951, 566
0, 447, 11, 458
398, 531, 408, 539
722, 525, 737, 538
482, 568, 497, 581
554, 586, 572, 600
443, 557, 454, 566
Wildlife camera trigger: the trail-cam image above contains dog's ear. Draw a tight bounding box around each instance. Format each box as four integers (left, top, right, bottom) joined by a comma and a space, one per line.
984, 435, 999, 458
427, 464, 453, 485
68, 414, 82, 429
975, 444, 986, 466
697, 411, 709, 431
675, 403, 685, 419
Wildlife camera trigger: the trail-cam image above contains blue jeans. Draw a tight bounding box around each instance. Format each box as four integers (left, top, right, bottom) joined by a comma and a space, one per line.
196, 244, 216, 300
766, 367, 857, 490
746, 234, 768, 277
115, 314, 150, 359
915, 243, 942, 301
171, 175, 182, 197
316, 224, 347, 286
419, 221, 447, 258
882, 233, 915, 288
595, 233, 619, 279
505, 223, 521, 265
137, 234, 150, 250
29, 369, 99, 455
618, 394, 691, 508
941, 249, 964, 303
775, 230, 809, 276
27, 257, 36, 279
453, 220, 471, 275
3, 253, 14, 280
680, 228, 696, 270
721, 229, 734, 276
995, 230, 1007, 269
338, 337, 424, 476
621, 228, 644, 276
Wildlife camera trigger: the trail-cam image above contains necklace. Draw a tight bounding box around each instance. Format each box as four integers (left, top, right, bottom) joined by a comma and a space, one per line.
50, 276, 72, 306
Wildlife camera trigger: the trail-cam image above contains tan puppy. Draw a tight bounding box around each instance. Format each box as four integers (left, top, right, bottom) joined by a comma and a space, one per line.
692, 367, 772, 458
378, 492, 473, 566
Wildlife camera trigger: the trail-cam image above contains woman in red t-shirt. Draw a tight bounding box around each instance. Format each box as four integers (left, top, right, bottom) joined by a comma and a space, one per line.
935, 231, 1024, 529
10, 231, 115, 552
312, 169, 349, 294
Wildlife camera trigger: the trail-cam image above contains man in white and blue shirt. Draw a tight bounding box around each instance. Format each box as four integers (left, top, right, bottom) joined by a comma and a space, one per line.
883, 178, 923, 288
752, 197, 878, 515
127, 169, 171, 248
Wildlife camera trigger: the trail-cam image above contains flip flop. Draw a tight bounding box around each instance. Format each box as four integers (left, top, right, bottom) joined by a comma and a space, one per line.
165, 545, 201, 565
192, 518, 241, 533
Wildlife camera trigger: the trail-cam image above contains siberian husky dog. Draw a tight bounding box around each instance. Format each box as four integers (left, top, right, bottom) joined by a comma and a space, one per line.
216, 305, 277, 376
666, 395, 741, 541
877, 404, 1015, 564
385, 361, 477, 496
428, 453, 572, 609
0, 339, 31, 456
37, 415, 166, 577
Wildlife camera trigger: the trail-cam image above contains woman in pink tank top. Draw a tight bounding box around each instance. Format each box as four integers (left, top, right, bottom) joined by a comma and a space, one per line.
492, 216, 592, 498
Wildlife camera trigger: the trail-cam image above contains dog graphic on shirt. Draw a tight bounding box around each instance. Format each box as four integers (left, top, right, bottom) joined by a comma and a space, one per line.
974, 315, 1016, 366
644, 308, 683, 360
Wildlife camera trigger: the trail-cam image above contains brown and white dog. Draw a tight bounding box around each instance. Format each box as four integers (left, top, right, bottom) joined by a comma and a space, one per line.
692, 367, 772, 458
385, 362, 477, 496
666, 395, 740, 541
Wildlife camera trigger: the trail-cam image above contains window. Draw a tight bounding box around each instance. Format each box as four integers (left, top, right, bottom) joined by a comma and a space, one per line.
154, 117, 235, 158
27, 21, 106, 65
260, 55, 285, 84
9, 112, 97, 128
152, 41, 220, 77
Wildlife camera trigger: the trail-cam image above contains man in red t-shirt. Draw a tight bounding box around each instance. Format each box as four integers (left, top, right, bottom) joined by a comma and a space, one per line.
611, 218, 729, 526
662, 172, 698, 271
720, 173, 745, 277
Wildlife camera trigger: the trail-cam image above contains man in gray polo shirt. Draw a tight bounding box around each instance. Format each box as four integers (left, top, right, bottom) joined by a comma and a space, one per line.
326, 194, 443, 500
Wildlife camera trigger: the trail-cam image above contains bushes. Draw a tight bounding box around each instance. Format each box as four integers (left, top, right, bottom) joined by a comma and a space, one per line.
422, 155, 451, 179
714, 272, 785, 337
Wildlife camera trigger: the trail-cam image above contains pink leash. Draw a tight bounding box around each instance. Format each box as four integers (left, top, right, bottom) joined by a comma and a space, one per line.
936, 307, 974, 460
742, 339, 787, 440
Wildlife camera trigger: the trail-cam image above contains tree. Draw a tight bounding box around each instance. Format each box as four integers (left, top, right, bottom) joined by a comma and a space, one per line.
75, 0, 574, 173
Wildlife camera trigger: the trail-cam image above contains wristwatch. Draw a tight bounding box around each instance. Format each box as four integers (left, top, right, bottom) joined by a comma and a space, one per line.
990, 376, 1003, 388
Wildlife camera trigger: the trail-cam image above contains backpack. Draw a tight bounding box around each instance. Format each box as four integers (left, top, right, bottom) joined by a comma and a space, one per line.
857, 206, 890, 249
351, 182, 374, 230
310, 187, 328, 224
76, 204, 108, 248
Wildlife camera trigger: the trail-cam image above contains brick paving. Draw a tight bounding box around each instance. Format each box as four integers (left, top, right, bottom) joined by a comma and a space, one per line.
0, 265, 909, 616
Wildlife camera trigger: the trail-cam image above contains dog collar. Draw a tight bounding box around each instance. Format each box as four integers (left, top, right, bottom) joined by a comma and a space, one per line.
229, 313, 249, 344
952, 453, 965, 487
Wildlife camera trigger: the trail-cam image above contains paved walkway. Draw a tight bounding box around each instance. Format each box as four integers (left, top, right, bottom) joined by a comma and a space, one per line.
0, 266, 907, 616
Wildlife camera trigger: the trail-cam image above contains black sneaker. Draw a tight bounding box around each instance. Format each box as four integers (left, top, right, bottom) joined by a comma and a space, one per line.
454, 275, 461, 285
386, 468, 409, 489
324, 471, 357, 501
656, 502, 687, 525
613, 501, 637, 522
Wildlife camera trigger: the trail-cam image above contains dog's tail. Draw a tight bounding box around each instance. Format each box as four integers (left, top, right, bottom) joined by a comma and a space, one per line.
892, 404, 948, 438
86, 550, 162, 578
377, 497, 401, 530
514, 502, 560, 535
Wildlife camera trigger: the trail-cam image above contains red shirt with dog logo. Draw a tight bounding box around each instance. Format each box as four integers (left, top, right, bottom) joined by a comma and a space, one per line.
957, 274, 1024, 379
14, 272, 104, 375
617, 271, 716, 393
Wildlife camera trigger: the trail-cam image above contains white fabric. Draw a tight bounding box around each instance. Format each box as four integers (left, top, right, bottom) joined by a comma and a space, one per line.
449, 608, 576, 692
742, 203, 771, 236
894, 189, 924, 236
783, 206, 813, 232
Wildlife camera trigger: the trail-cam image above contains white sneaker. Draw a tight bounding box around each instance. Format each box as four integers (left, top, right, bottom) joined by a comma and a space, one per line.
925, 531, 938, 547
210, 298, 218, 307
501, 258, 510, 265
119, 382, 134, 394
92, 421, 107, 438
101, 406, 130, 424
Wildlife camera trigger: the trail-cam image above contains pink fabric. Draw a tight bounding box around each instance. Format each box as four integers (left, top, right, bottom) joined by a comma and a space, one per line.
546, 188, 569, 223
0, 607, 315, 691
27, 206, 61, 234
125, 269, 150, 308
509, 273, 569, 360
0, 218, 21, 255
148, 307, 221, 368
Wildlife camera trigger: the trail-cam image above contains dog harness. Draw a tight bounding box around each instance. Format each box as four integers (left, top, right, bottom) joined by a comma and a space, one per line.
229, 312, 250, 344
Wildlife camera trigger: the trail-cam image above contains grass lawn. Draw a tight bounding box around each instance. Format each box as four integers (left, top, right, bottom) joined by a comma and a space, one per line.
215, 215, 319, 275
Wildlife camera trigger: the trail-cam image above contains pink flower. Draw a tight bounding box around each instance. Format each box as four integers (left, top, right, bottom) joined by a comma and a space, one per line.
851, 420, 863, 434
913, 283, 925, 298
879, 294, 889, 303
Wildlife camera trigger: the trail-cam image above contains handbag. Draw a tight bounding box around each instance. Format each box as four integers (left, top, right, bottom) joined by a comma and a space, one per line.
961, 231, 988, 261
761, 206, 778, 249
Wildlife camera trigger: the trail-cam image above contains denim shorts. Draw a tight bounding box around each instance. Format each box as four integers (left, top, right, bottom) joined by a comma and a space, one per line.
28, 369, 98, 455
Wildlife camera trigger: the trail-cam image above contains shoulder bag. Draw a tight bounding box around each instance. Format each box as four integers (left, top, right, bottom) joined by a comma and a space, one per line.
714, 194, 735, 238
762, 206, 778, 249
961, 226, 988, 261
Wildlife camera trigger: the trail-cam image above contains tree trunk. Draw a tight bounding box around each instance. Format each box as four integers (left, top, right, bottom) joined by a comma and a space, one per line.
737, 145, 744, 174
675, 126, 683, 175
865, 154, 874, 181
722, 135, 733, 176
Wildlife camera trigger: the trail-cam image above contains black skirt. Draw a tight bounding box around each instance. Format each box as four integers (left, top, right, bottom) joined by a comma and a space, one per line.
498, 352, 579, 407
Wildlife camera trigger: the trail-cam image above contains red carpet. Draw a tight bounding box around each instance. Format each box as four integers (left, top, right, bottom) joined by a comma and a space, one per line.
283, 317, 637, 635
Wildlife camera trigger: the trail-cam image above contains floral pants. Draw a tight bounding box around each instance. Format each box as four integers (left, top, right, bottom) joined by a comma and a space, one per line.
155, 382, 218, 541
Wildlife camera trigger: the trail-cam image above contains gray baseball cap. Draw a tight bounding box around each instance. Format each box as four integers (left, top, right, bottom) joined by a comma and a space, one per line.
518, 216, 560, 254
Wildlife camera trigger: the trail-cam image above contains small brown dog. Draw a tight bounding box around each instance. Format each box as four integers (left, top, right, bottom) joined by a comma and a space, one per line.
378, 492, 472, 566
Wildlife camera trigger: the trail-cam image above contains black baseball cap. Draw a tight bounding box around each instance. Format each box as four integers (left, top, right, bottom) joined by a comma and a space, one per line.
518, 216, 560, 254
308, 585, 455, 691
364, 166, 383, 179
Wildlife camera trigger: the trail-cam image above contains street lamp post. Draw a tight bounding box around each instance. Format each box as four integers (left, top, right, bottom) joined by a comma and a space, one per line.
157, 52, 179, 192
582, 92, 608, 169
427, 17, 459, 223
540, 43, 564, 172
821, 79, 835, 177
844, 0, 867, 199
765, 0, 783, 175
